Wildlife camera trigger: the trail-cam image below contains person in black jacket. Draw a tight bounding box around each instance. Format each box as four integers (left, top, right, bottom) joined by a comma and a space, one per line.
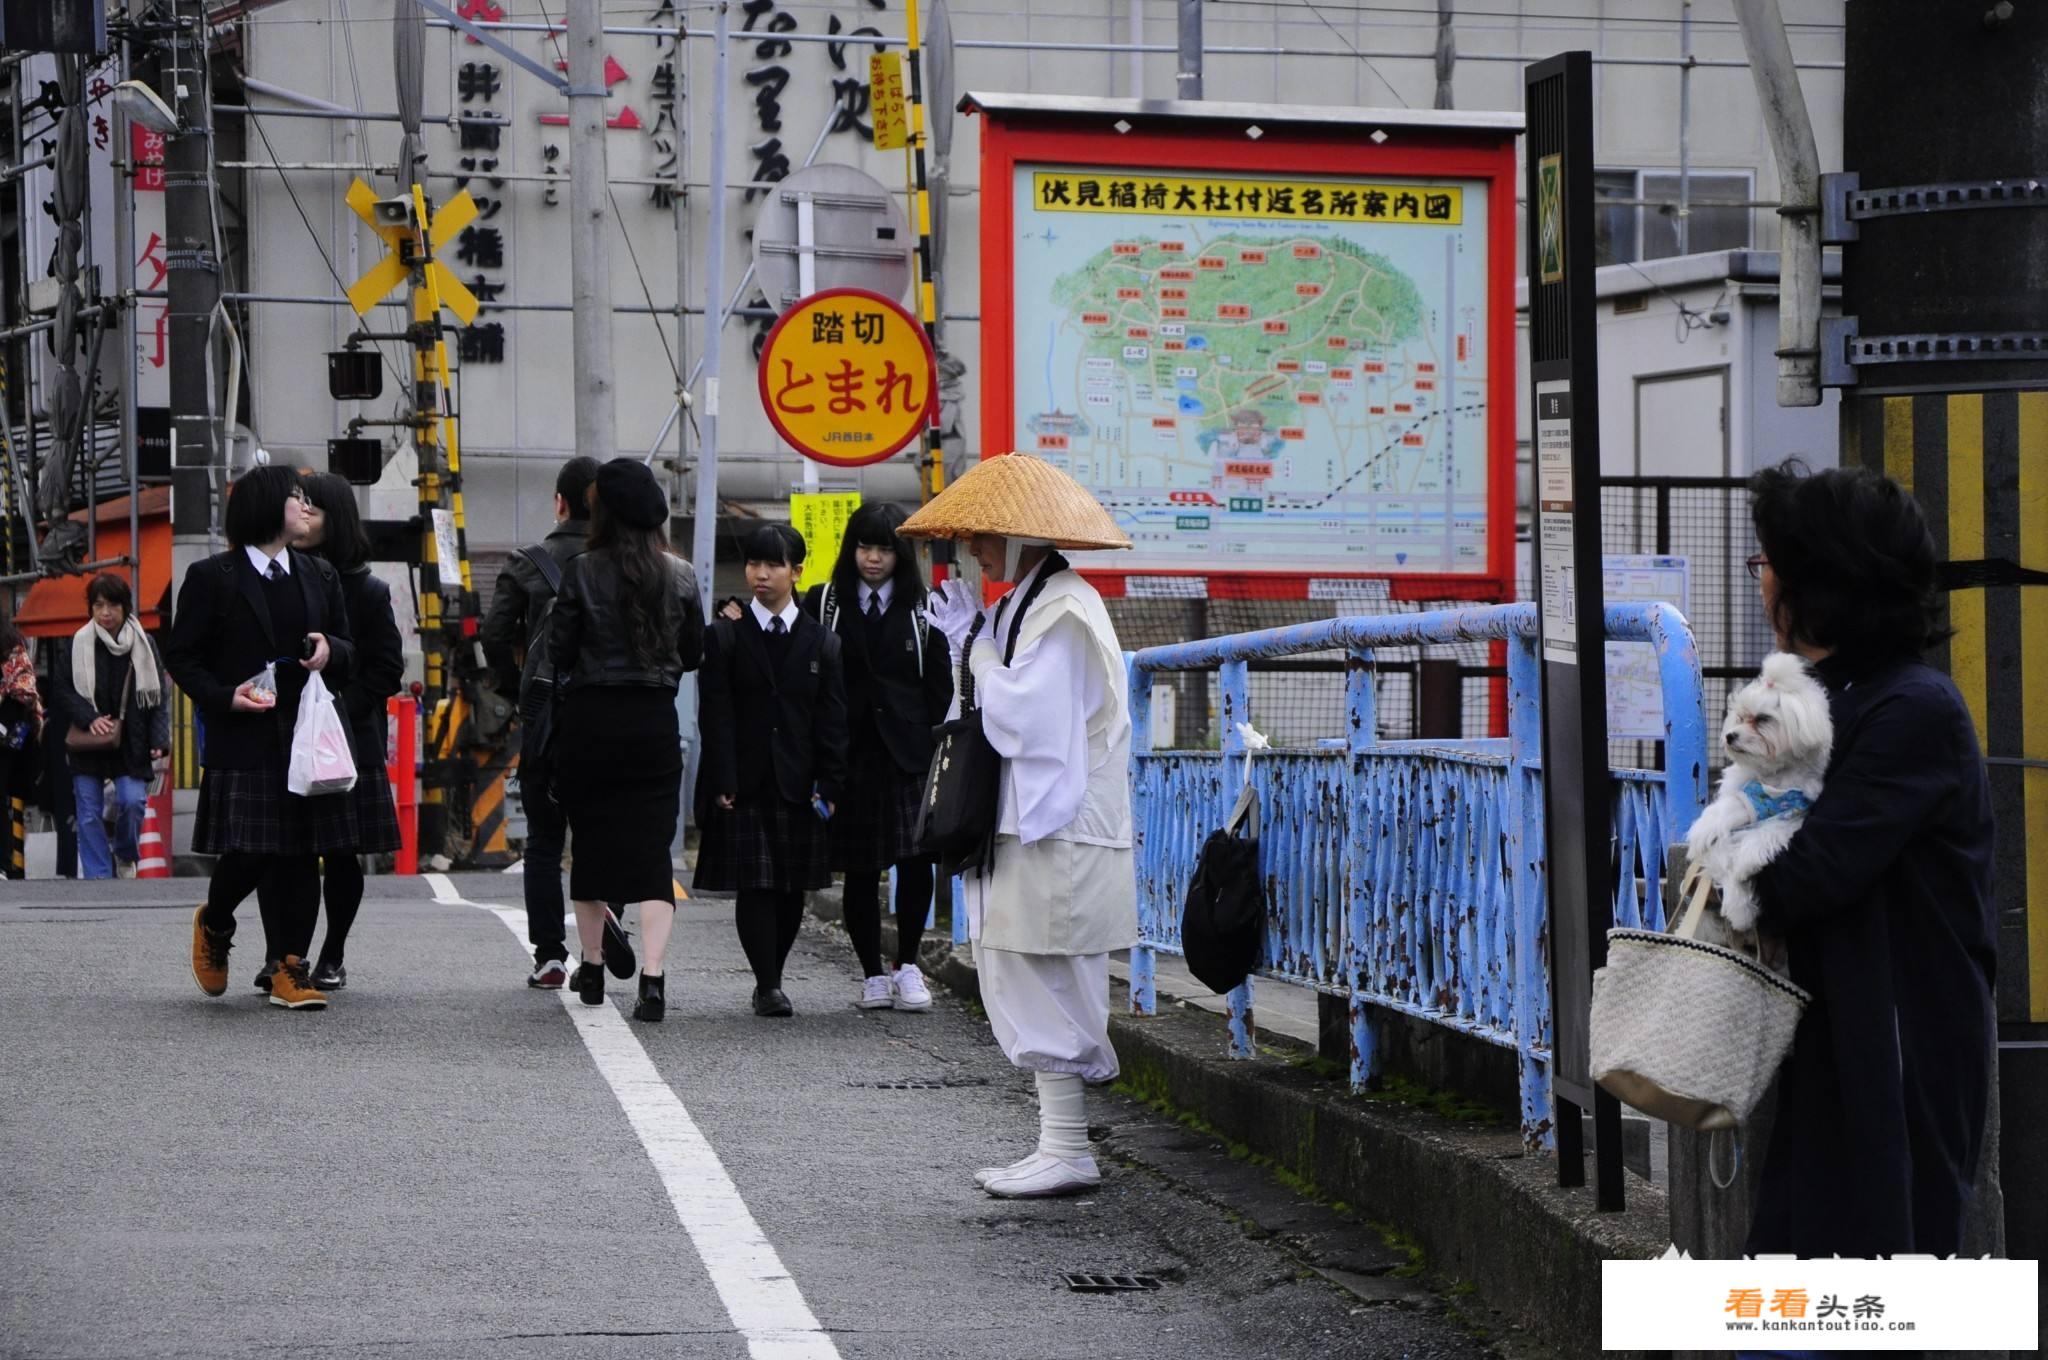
168, 466, 357, 1012
696, 523, 849, 1018
252, 473, 406, 991
548, 459, 704, 1022
59, 574, 169, 879
801, 505, 951, 1012
1742, 462, 1997, 1259
481, 454, 602, 987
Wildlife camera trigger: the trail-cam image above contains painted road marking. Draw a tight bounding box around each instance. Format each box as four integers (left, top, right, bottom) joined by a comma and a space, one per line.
425, 874, 839, 1360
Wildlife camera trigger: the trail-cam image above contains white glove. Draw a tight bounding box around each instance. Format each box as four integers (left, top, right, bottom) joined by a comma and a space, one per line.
924, 578, 983, 657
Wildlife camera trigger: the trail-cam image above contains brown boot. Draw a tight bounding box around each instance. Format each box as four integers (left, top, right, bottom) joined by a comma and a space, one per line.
266, 956, 329, 1011
191, 907, 232, 997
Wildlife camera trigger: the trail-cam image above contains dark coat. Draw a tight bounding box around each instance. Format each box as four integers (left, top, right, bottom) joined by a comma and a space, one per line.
696, 606, 848, 817
548, 551, 704, 693
480, 519, 588, 702
801, 580, 952, 776
164, 548, 357, 773
333, 567, 404, 769
1748, 653, 1997, 1259
58, 630, 171, 781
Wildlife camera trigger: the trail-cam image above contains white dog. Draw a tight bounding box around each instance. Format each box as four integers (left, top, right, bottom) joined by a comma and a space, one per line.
1682, 652, 1834, 935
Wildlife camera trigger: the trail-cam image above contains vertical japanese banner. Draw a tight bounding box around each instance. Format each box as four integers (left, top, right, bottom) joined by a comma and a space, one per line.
130, 123, 170, 409
790, 492, 862, 592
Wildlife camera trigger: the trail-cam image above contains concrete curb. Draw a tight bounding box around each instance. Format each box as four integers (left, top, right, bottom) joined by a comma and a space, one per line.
807, 887, 1668, 1359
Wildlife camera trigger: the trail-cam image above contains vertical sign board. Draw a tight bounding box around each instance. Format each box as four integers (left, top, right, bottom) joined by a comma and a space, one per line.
1524, 53, 1624, 1210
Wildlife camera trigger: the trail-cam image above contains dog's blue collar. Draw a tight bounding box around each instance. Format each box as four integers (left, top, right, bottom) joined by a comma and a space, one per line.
1741, 779, 1813, 821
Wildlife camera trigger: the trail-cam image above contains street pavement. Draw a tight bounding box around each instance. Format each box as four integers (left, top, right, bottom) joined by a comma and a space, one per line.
2, 872, 1507, 1360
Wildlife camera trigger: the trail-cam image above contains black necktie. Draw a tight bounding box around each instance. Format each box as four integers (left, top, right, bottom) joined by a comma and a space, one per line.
266, 561, 284, 582
866, 593, 882, 621
770, 616, 786, 636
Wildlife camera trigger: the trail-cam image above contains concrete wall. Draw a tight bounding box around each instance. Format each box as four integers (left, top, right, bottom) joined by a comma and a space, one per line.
233, 0, 1846, 553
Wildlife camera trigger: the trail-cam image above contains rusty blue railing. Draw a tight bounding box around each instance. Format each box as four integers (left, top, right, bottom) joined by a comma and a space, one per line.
1126, 602, 1708, 1151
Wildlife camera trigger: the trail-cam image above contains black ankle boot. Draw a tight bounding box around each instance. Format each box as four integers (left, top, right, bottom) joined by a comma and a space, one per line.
632, 972, 665, 1023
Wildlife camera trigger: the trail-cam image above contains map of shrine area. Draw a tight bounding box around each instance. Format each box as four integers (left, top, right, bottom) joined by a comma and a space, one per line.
1012, 166, 1493, 576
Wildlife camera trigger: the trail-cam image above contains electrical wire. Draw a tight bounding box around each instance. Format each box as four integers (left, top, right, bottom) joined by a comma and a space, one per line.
1297, 0, 1413, 108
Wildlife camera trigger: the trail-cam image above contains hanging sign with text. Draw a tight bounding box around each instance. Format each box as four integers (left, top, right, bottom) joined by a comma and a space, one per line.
758, 287, 936, 468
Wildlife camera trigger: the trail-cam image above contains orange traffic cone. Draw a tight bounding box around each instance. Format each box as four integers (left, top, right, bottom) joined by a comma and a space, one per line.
137, 781, 172, 879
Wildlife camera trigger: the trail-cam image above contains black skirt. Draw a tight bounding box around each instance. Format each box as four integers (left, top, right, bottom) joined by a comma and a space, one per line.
555, 685, 681, 904
192, 763, 361, 856
693, 794, 832, 893
829, 759, 928, 872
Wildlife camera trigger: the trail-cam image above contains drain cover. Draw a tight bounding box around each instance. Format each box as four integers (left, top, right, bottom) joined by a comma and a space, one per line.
1063, 1273, 1163, 1293
852, 1079, 946, 1090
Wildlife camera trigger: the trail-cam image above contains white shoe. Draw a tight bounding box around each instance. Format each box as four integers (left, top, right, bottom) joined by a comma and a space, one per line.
973, 1150, 1044, 1189
115, 860, 138, 880
983, 1153, 1101, 1198
892, 963, 933, 1012
857, 975, 894, 1009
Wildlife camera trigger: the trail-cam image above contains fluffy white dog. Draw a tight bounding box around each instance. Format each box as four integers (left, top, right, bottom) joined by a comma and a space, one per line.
1682, 652, 1834, 935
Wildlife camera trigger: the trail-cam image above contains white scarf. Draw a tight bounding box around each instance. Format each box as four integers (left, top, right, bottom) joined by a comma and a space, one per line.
72, 618, 163, 712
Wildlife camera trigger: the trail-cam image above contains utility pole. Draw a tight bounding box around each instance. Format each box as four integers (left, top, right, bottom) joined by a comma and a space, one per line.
1176, 0, 1202, 101
690, 1, 731, 617
1831, 0, 2046, 1264
163, 0, 218, 552
567, 0, 615, 465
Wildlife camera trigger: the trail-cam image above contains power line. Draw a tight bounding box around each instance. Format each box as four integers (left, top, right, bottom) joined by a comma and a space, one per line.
1297, 0, 1413, 109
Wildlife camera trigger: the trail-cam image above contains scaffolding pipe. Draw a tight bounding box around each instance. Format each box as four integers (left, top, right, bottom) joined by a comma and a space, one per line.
690, 0, 731, 618
1677, 0, 1693, 256
1177, 0, 1203, 99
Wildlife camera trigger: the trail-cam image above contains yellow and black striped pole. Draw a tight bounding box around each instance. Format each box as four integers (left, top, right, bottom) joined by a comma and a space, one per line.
901, 0, 944, 506
1844, 390, 2048, 1022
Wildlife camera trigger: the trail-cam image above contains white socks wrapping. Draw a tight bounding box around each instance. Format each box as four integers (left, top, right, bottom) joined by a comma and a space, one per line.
1035, 1071, 1091, 1162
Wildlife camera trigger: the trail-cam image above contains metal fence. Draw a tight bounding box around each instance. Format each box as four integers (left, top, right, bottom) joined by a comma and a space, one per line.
1125, 602, 1709, 1152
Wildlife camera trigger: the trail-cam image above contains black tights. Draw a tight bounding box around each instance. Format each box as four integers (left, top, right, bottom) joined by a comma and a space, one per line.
841, 858, 935, 977
734, 889, 806, 990
253, 855, 364, 966
205, 851, 318, 960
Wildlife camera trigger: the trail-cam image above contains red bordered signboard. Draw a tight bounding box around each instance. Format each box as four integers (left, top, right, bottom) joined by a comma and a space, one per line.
758, 287, 937, 469
965, 95, 1520, 604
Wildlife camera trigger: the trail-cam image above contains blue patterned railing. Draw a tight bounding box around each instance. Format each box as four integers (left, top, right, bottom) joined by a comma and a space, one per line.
1126, 602, 1708, 1151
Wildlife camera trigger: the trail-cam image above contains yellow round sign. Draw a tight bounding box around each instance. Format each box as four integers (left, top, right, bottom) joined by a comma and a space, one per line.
757, 288, 937, 468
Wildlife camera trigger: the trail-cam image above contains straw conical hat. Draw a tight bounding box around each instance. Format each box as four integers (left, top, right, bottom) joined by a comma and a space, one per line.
899, 453, 1132, 550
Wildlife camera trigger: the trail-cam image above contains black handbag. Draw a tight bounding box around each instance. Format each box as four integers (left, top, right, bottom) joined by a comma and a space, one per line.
1180, 783, 1265, 994
915, 558, 1066, 877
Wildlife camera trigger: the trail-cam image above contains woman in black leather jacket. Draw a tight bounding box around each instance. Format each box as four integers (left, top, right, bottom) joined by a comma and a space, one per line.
548, 459, 704, 1021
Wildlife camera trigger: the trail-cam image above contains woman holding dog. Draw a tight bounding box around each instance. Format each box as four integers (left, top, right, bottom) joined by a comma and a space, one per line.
1740, 462, 1996, 1260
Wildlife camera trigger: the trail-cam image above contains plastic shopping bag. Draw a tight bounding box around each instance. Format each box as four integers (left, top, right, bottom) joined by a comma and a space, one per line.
288, 671, 359, 796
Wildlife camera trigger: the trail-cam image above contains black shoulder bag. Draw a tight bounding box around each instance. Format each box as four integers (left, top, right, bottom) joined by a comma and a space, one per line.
1180, 781, 1265, 994
914, 558, 1064, 878
516, 544, 567, 769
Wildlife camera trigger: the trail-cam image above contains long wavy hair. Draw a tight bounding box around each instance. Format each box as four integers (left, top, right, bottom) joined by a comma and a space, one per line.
586, 495, 675, 670
829, 503, 926, 607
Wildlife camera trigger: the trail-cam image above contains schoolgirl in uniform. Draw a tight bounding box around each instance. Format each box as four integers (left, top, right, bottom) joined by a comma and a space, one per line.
695, 525, 850, 1017
801, 505, 951, 1011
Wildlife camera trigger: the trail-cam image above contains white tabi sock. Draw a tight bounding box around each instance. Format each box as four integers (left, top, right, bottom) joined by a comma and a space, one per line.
1035, 1071, 1091, 1162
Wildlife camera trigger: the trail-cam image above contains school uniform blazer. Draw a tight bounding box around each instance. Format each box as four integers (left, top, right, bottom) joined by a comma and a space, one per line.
335, 566, 404, 768
801, 582, 952, 776
165, 548, 357, 771
696, 607, 849, 816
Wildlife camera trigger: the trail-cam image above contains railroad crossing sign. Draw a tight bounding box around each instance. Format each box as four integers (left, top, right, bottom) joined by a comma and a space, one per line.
758, 288, 936, 469
343, 179, 481, 325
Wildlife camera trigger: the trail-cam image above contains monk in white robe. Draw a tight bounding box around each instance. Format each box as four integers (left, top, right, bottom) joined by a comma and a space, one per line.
927, 533, 1137, 1198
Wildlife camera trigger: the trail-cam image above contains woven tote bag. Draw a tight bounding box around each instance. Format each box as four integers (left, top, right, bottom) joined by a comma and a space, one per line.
1589, 862, 1810, 1131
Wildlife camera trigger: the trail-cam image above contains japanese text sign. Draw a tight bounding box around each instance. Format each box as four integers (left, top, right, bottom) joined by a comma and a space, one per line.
758, 287, 936, 469
790, 492, 863, 592
131, 123, 166, 193
1030, 172, 1464, 225
870, 51, 909, 152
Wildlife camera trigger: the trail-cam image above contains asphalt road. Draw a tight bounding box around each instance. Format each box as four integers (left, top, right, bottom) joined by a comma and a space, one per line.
1, 872, 1505, 1360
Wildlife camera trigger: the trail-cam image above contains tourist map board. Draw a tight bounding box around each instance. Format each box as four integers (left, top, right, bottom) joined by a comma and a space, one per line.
1010, 163, 1493, 578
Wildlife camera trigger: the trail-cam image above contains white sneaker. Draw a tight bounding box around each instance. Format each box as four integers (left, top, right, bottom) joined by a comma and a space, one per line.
115, 860, 138, 880
983, 1153, 1101, 1198
892, 963, 933, 1012
857, 975, 894, 1009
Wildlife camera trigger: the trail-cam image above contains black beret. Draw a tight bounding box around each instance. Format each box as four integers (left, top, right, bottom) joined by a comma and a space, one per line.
595, 458, 668, 530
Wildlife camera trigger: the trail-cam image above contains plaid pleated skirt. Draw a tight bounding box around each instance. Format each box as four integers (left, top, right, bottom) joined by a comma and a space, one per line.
830, 760, 929, 872
192, 763, 361, 856
349, 760, 403, 854
693, 794, 832, 894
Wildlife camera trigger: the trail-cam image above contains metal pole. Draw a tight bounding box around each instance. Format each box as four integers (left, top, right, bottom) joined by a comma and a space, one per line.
1677, 0, 1692, 257
165, 0, 220, 545
667, 6, 690, 504
690, 1, 731, 618
1176, 0, 1203, 100
568, 0, 617, 462
1732, 0, 1821, 407
1128, 0, 1144, 95
115, 43, 140, 598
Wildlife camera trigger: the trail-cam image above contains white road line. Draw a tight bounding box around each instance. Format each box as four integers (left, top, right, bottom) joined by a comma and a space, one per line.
425, 873, 841, 1360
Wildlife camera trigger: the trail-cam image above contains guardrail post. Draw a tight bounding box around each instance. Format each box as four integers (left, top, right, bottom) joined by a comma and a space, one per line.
1218, 658, 1254, 1059
1126, 655, 1156, 1015
1345, 647, 1381, 1090
387, 695, 419, 876
1505, 621, 1552, 1150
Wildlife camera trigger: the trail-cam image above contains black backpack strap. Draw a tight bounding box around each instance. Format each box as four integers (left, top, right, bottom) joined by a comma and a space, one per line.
519, 543, 564, 596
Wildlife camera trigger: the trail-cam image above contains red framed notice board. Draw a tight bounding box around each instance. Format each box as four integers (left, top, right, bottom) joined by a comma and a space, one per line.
964, 94, 1521, 602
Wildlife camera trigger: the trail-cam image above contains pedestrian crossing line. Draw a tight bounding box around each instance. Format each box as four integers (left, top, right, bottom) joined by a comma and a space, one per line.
424, 874, 842, 1360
